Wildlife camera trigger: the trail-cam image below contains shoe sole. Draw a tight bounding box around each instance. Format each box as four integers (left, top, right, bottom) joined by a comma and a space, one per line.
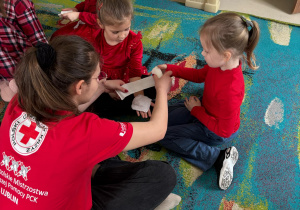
219, 146, 238, 190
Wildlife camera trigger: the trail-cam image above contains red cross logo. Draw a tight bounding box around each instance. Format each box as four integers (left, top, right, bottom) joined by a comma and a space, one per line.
19, 122, 39, 145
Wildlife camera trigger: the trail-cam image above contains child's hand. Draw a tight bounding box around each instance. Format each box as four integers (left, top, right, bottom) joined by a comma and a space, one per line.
109, 92, 121, 100
62, 8, 78, 12
184, 96, 201, 111
157, 64, 168, 73
136, 102, 155, 118
61, 12, 80, 22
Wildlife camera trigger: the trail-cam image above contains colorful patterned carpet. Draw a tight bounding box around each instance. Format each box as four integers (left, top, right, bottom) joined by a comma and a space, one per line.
1, 0, 300, 209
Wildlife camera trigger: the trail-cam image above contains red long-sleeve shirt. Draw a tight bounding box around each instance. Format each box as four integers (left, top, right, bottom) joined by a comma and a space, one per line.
93, 29, 146, 83
166, 63, 245, 138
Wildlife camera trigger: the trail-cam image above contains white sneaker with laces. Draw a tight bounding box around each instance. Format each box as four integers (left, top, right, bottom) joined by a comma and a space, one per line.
219, 146, 239, 190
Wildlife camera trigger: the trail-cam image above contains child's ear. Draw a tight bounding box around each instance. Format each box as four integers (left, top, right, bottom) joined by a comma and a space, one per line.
97, 19, 104, 29
224, 51, 232, 62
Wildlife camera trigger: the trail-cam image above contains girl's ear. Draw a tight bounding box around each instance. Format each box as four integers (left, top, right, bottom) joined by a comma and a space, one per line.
74, 80, 85, 95
224, 51, 232, 62
97, 19, 104, 29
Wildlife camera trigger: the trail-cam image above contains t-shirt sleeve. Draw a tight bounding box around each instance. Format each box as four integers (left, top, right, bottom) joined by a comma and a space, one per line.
128, 40, 143, 78
87, 116, 133, 166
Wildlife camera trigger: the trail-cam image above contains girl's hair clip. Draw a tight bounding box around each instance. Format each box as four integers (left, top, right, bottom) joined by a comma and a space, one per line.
240, 16, 253, 30
98, 2, 103, 11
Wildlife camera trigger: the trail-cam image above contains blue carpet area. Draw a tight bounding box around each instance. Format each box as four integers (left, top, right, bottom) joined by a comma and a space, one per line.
1, 0, 299, 209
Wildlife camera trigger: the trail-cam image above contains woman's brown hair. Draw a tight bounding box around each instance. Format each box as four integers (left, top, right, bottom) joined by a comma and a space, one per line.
199, 12, 260, 70
14, 35, 99, 124
97, 0, 133, 26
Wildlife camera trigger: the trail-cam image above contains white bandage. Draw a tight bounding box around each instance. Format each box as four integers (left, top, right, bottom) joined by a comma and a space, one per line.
131, 95, 152, 112
116, 67, 163, 100
58, 10, 73, 17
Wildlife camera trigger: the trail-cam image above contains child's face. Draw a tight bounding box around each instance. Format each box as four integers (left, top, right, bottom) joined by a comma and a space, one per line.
102, 17, 131, 46
200, 36, 227, 69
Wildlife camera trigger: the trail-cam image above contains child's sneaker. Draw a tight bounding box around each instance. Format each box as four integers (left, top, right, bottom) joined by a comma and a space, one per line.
215, 146, 238, 190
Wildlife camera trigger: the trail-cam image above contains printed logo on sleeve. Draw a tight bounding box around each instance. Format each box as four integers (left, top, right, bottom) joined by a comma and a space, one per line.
119, 122, 127, 137
10, 112, 48, 156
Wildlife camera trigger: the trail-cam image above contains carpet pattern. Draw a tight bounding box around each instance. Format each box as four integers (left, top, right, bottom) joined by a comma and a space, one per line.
1, 0, 300, 209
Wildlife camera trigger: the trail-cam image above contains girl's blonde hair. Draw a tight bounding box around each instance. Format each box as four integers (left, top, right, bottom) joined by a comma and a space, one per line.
97, 0, 133, 26
199, 12, 260, 70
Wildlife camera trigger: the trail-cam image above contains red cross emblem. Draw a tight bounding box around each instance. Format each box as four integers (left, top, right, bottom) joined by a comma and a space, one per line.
19, 122, 39, 145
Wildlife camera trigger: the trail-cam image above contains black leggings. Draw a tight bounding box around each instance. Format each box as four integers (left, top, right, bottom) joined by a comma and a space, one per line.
91, 157, 177, 210
89, 76, 156, 119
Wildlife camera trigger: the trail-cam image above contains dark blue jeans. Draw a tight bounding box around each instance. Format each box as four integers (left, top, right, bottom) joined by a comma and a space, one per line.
91, 157, 177, 210
160, 101, 238, 171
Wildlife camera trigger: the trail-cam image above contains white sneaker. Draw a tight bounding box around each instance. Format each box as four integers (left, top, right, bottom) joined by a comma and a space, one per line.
154, 193, 181, 210
219, 146, 238, 190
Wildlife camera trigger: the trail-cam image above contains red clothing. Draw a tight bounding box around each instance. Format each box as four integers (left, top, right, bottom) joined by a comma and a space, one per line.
166, 63, 245, 138
93, 29, 147, 83
0, 0, 47, 79
51, 0, 99, 43
0, 98, 132, 209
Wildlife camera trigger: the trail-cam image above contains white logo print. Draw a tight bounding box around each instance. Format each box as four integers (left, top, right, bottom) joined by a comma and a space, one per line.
119, 123, 127, 137
10, 112, 48, 156
1, 152, 31, 181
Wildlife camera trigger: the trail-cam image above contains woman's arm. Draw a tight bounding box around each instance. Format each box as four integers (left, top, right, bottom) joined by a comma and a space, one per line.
123, 71, 172, 151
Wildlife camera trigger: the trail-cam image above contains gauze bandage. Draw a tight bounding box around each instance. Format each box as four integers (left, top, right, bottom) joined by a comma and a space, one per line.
116, 66, 163, 100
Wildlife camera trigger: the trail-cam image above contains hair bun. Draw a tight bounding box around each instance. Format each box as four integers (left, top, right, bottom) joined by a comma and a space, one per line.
35, 42, 56, 75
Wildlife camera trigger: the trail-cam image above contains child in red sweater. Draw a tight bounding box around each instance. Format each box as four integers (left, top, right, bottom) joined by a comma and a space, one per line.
90, 0, 155, 119
158, 12, 260, 190
51, 0, 99, 43
52, 0, 154, 119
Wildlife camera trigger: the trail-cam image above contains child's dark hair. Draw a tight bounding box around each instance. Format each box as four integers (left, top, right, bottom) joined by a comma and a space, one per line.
14, 35, 99, 124
97, 0, 133, 26
0, 0, 6, 17
199, 12, 260, 70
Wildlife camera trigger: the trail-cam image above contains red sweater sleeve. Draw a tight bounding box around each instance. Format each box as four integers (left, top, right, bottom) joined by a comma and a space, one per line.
78, 12, 97, 26
128, 36, 143, 78
75, 2, 85, 12
166, 64, 209, 83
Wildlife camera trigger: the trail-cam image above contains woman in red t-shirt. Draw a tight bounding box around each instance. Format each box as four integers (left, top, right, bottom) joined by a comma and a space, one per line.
0, 35, 181, 210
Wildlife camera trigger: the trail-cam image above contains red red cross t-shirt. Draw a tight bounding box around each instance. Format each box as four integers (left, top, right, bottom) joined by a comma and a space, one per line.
0, 98, 132, 209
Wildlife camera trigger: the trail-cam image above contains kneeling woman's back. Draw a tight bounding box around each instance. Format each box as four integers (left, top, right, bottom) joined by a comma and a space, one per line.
0, 35, 175, 209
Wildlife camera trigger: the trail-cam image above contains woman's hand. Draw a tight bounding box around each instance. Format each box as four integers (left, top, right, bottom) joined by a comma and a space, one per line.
184, 96, 201, 111
153, 71, 172, 94
103, 80, 128, 93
